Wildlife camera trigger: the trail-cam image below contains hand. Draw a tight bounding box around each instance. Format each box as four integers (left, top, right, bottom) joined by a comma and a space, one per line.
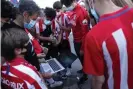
41, 73, 53, 79
47, 37, 56, 43
38, 58, 46, 63
42, 47, 48, 54
37, 53, 46, 58
51, 38, 57, 44
49, 35, 57, 44
53, 41, 60, 47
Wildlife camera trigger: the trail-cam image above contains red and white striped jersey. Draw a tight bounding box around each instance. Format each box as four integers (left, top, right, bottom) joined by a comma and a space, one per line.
55, 12, 70, 40
51, 19, 61, 38
1, 57, 48, 89
84, 6, 133, 89
35, 18, 46, 34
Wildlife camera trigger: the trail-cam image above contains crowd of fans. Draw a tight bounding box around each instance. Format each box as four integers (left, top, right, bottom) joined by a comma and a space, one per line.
1, 0, 133, 89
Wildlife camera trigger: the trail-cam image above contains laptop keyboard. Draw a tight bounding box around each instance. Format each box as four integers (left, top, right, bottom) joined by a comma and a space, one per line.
48, 59, 61, 72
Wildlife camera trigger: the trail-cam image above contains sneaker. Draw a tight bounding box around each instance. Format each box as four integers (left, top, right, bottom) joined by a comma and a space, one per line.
78, 74, 88, 84
77, 69, 83, 74
61, 75, 68, 80
66, 68, 71, 76
50, 81, 63, 88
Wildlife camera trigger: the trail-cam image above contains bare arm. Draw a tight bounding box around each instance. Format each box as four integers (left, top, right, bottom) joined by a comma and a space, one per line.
36, 33, 52, 42
35, 23, 53, 42
57, 30, 62, 45
60, 25, 71, 32
92, 75, 105, 89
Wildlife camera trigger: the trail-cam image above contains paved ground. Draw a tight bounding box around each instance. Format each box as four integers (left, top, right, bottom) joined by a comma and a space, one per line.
51, 59, 92, 89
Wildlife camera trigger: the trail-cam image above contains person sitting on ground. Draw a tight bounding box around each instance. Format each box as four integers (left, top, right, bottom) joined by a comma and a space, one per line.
1, 28, 48, 89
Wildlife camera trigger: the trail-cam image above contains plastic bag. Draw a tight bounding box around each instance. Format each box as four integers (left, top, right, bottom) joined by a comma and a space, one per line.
68, 29, 77, 56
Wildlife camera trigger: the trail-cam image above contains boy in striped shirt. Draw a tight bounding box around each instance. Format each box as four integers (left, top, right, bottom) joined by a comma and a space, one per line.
53, 1, 72, 76
1, 28, 48, 89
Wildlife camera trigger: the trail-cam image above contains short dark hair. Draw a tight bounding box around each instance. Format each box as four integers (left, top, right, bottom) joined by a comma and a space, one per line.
19, 0, 40, 16
1, 28, 29, 61
60, 0, 74, 7
44, 7, 56, 20
11, 7, 20, 20
1, 0, 15, 18
53, 1, 63, 9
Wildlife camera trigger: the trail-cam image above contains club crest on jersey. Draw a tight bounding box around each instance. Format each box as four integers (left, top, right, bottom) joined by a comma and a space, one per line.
82, 19, 88, 25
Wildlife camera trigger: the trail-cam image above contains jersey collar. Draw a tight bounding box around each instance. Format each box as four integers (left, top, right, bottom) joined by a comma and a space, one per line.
6, 57, 26, 66
99, 6, 131, 22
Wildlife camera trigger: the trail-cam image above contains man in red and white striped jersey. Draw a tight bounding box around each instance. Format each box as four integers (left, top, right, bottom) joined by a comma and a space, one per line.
35, 17, 57, 45
84, 0, 133, 89
1, 28, 47, 89
53, 1, 74, 76
53, 1, 71, 51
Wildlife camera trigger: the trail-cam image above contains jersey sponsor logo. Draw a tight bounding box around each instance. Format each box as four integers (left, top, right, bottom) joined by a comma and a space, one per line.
2, 77, 24, 89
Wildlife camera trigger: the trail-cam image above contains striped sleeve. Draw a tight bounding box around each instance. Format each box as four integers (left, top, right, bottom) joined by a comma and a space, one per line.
64, 14, 70, 26
55, 21, 61, 32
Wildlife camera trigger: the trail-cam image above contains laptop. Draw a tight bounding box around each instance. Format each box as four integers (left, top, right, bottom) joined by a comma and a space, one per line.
40, 58, 65, 74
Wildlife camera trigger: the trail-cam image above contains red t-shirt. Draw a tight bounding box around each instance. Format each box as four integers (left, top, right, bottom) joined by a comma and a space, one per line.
84, 6, 133, 89
69, 4, 89, 42
1, 57, 47, 89
67, 4, 89, 50
51, 19, 61, 38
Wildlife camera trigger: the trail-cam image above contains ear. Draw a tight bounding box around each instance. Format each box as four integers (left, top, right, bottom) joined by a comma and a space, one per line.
14, 48, 22, 55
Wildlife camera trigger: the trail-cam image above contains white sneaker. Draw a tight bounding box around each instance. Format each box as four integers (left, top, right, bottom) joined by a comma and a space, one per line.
66, 68, 71, 76
50, 81, 63, 88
